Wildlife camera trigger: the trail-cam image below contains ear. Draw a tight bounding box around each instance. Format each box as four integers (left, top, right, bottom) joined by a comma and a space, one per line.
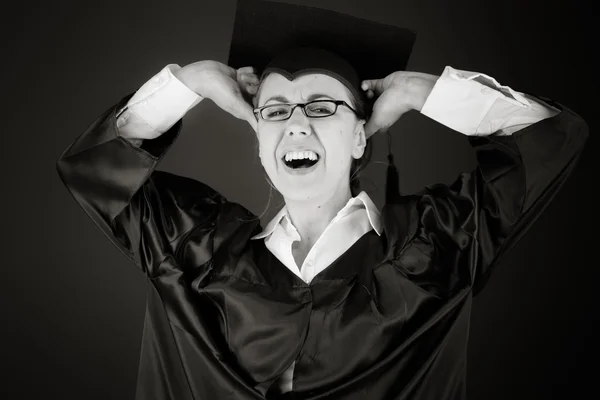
352, 119, 367, 159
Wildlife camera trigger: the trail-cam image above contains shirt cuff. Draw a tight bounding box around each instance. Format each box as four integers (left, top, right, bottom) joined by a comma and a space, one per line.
122, 64, 203, 133
421, 66, 532, 136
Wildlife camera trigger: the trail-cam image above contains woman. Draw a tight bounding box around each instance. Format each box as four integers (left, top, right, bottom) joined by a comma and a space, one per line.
56, 2, 588, 399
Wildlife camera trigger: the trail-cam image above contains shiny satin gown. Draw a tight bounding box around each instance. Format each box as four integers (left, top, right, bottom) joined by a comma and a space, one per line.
57, 93, 587, 399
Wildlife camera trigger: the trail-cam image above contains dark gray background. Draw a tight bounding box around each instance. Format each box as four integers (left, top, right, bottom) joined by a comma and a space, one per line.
1, 0, 595, 399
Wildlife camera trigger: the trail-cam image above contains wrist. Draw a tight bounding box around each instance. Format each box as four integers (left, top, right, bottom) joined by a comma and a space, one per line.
405, 73, 437, 112
172, 65, 203, 95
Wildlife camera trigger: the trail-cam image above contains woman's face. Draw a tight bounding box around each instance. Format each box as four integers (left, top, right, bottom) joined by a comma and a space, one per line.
255, 73, 366, 202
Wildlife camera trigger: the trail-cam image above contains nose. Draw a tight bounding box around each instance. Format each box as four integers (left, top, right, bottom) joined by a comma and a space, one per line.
286, 106, 311, 137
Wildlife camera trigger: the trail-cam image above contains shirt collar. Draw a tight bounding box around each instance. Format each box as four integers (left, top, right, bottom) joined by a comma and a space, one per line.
251, 191, 382, 240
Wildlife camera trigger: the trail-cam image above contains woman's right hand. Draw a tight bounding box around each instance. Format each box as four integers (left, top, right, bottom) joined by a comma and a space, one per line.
174, 60, 259, 132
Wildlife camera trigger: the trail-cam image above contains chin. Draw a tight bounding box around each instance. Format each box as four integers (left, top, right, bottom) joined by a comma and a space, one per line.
263, 162, 347, 203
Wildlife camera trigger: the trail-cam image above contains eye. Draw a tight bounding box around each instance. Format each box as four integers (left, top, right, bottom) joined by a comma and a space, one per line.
264, 105, 289, 119
306, 101, 335, 115
266, 110, 285, 117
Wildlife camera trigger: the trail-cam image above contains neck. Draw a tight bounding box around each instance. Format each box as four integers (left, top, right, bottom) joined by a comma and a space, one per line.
284, 185, 353, 249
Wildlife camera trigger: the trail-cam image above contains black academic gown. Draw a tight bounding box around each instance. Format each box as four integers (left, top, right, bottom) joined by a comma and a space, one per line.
56, 93, 588, 400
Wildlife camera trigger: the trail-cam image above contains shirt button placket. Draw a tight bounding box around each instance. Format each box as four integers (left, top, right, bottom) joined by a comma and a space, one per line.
304, 259, 314, 282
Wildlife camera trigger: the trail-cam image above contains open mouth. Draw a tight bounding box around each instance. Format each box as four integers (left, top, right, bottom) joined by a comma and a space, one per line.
282, 150, 320, 169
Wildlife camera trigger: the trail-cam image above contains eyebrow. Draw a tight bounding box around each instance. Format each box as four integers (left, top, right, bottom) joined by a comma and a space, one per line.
263, 93, 336, 105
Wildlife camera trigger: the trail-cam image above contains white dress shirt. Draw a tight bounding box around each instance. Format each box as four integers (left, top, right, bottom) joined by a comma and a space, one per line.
251, 191, 383, 284
116, 63, 559, 393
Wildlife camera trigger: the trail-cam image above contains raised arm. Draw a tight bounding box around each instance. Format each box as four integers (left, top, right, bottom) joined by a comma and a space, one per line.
363, 66, 588, 296
56, 61, 259, 277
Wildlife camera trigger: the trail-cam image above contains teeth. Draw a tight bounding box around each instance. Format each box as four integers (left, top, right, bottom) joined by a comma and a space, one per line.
284, 151, 318, 162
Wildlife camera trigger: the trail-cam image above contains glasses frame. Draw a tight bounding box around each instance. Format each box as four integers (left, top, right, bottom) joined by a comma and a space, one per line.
253, 100, 359, 121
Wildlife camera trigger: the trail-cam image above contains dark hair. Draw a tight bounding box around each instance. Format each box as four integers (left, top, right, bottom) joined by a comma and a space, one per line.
348, 92, 373, 197
350, 139, 372, 197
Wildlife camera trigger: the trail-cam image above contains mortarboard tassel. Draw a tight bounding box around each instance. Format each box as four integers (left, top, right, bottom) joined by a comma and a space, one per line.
385, 131, 402, 204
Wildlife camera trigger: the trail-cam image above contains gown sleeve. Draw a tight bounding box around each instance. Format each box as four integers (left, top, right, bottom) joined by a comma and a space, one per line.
56, 94, 226, 277
415, 94, 588, 296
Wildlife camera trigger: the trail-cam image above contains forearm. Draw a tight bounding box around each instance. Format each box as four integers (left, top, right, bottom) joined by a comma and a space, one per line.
57, 63, 196, 221
410, 64, 588, 241
57, 95, 181, 222
417, 65, 588, 207
57, 94, 224, 276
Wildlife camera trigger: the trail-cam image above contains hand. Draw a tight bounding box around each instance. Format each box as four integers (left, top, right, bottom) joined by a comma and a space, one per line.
361, 71, 438, 137
174, 60, 259, 132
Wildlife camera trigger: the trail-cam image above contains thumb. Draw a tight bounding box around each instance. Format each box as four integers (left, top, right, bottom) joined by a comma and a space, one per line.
364, 116, 386, 138
229, 97, 257, 132
364, 98, 395, 137
237, 66, 256, 75
361, 78, 387, 96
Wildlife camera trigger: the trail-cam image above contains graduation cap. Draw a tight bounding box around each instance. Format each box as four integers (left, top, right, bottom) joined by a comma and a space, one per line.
227, 0, 417, 203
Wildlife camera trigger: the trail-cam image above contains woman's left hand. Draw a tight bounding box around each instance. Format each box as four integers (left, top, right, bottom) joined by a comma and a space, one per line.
361, 71, 438, 137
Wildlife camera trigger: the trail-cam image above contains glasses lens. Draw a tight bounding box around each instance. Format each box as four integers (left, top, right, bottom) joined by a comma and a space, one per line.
262, 105, 292, 121
305, 101, 336, 117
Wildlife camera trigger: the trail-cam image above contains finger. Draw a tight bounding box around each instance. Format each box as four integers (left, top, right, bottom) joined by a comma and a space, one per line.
242, 82, 258, 96
240, 79, 259, 94
363, 119, 378, 138
238, 73, 260, 99
364, 102, 396, 137
364, 119, 389, 137
240, 73, 260, 85
361, 79, 387, 96
237, 66, 256, 74
229, 97, 257, 127
365, 109, 395, 137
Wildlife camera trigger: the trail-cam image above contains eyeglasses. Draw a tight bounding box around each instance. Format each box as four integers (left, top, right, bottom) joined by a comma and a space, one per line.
253, 100, 359, 121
